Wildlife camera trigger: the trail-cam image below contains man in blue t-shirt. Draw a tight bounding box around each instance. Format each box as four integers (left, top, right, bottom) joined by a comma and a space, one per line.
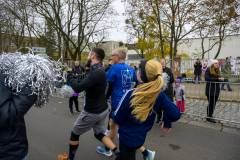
97, 49, 137, 156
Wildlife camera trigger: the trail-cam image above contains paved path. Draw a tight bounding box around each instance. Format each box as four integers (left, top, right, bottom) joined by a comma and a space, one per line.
25, 97, 240, 160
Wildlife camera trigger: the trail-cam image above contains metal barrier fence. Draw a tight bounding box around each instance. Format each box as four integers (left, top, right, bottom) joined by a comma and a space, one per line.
180, 59, 240, 82
181, 81, 240, 124
61, 71, 240, 125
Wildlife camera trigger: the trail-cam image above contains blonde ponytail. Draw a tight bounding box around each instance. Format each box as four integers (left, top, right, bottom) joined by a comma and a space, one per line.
130, 59, 163, 122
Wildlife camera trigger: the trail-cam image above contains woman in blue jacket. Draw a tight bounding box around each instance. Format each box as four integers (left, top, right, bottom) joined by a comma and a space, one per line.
110, 59, 181, 160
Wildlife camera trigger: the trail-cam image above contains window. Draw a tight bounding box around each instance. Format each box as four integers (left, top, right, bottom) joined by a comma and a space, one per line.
113, 44, 115, 48
128, 54, 145, 60
10, 41, 14, 46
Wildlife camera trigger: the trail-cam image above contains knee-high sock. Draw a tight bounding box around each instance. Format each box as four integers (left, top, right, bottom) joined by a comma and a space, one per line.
68, 144, 79, 160
68, 131, 80, 160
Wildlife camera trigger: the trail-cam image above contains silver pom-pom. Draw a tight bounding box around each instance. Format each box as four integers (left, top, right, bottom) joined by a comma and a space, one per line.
0, 51, 60, 108
162, 72, 170, 91
61, 85, 74, 98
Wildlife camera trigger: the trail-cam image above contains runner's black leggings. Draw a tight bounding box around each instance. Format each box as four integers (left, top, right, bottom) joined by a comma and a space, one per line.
115, 141, 142, 160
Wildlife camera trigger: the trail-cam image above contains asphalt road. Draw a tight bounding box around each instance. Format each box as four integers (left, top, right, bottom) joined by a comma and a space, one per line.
25, 97, 240, 160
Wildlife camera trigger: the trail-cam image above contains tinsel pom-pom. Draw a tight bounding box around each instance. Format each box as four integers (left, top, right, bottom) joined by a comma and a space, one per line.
61, 85, 74, 98
162, 72, 170, 91
0, 51, 60, 108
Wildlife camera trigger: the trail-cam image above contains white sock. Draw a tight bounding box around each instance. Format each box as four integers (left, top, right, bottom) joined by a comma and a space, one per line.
117, 128, 119, 138
105, 129, 110, 136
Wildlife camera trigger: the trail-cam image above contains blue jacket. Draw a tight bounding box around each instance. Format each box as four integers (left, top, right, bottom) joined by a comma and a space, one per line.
110, 89, 181, 148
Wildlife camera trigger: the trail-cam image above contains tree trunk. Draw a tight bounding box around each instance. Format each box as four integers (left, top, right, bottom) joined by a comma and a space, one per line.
201, 38, 205, 58
78, 50, 82, 61
174, 39, 178, 57
156, 4, 164, 58
214, 39, 222, 59
57, 31, 61, 59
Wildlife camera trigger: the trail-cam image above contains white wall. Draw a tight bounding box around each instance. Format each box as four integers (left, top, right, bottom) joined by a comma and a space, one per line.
178, 34, 240, 59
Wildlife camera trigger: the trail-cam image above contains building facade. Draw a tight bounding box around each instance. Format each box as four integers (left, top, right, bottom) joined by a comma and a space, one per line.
178, 34, 240, 59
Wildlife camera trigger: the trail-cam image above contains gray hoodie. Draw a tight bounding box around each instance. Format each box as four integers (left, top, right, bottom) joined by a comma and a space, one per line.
174, 85, 186, 101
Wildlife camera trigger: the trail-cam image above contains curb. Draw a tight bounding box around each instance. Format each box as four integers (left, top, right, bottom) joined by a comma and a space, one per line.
178, 115, 240, 136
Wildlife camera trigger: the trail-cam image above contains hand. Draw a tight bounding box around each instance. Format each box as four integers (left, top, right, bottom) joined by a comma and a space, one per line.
67, 74, 75, 82
195, 63, 196, 65
82, 72, 85, 75
200, 63, 202, 65
219, 78, 224, 81
76, 73, 78, 76
161, 121, 171, 133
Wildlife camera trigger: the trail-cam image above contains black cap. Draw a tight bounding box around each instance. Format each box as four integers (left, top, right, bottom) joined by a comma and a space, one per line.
197, 58, 199, 60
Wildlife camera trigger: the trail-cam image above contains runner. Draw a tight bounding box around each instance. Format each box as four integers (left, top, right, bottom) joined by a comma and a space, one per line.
97, 49, 137, 156
58, 47, 120, 160
111, 59, 181, 160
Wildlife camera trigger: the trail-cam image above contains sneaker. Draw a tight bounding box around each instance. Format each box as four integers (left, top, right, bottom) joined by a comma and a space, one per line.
75, 110, 81, 114
221, 88, 226, 90
155, 119, 162, 125
206, 118, 216, 123
58, 153, 68, 160
96, 146, 113, 157
143, 150, 155, 160
70, 110, 74, 115
228, 89, 233, 91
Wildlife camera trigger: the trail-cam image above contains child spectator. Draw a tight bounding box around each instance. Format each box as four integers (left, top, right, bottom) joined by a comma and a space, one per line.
69, 91, 80, 115
174, 79, 185, 113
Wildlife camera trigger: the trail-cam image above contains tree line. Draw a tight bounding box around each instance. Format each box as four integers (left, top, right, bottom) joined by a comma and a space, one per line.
124, 0, 240, 60
0, 0, 117, 60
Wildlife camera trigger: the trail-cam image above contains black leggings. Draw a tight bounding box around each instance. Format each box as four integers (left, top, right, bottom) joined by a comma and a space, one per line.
115, 141, 142, 160
69, 96, 79, 111
206, 95, 219, 118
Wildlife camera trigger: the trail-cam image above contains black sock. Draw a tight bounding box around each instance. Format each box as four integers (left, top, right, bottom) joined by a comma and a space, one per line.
142, 149, 148, 156
68, 143, 79, 160
112, 147, 120, 156
105, 146, 110, 151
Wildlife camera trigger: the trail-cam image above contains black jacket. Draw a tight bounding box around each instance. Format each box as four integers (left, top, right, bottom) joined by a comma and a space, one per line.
0, 73, 37, 160
163, 67, 174, 102
72, 65, 86, 74
69, 68, 108, 114
194, 62, 202, 75
205, 68, 220, 97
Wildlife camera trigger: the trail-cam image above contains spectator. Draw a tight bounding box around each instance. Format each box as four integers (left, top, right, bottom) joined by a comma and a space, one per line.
221, 57, 233, 91
0, 73, 38, 160
156, 58, 174, 125
69, 91, 80, 115
130, 63, 137, 72
205, 59, 224, 123
174, 79, 186, 113
72, 61, 85, 76
194, 58, 202, 84
63, 65, 71, 83
105, 59, 112, 72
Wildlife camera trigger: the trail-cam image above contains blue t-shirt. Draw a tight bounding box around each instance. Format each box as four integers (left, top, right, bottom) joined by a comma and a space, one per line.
107, 63, 137, 109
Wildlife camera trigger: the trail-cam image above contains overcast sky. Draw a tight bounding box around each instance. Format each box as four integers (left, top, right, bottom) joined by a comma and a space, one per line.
107, 0, 128, 43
